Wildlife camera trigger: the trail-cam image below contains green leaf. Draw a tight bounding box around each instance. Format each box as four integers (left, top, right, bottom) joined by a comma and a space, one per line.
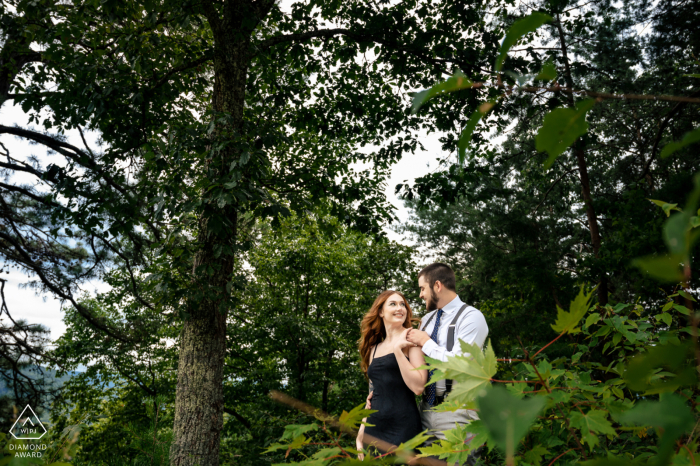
338, 404, 375, 430
660, 126, 700, 158
624, 341, 696, 394
655, 312, 672, 326
584, 313, 600, 329
416, 428, 472, 466
311, 447, 342, 460
396, 431, 433, 455
264, 434, 312, 454
619, 393, 695, 466
537, 99, 596, 169
424, 339, 497, 405
569, 409, 616, 450
648, 198, 682, 217
477, 386, 546, 458
416, 424, 485, 463
522, 445, 549, 466
678, 290, 696, 301
281, 423, 318, 441
631, 254, 685, 283
535, 61, 557, 81
664, 211, 692, 255
551, 285, 594, 334
429, 398, 469, 413
458, 101, 495, 163
495, 13, 553, 72
411, 72, 473, 113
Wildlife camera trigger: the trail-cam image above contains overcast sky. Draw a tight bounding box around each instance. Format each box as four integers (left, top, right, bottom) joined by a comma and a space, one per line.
1, 99, 448, 342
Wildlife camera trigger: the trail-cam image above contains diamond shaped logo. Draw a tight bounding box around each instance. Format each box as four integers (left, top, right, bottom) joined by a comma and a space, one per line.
9, 405, 46, 439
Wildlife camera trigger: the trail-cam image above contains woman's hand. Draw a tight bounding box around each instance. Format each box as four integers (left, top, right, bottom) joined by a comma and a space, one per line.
356, 441, 365, 461
394, 328, 412, 351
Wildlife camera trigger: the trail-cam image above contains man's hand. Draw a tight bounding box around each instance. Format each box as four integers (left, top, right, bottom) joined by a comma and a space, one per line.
365, 391, 373, 409
394, 328, 412, 351
407, 329, 431, 347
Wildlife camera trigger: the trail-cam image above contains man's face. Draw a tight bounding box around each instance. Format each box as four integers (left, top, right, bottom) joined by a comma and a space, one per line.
418, 276, 439, 311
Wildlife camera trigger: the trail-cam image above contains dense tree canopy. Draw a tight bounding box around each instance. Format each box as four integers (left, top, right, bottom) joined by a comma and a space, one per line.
400, 0, 700, 356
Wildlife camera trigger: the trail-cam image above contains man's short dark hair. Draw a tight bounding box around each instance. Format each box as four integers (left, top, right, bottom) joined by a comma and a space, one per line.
418, 263, 456, 292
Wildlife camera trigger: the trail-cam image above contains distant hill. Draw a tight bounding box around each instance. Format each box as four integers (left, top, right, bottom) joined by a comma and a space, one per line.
0, 366, 79, 398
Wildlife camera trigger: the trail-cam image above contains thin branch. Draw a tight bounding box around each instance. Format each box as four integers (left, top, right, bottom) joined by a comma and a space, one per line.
531, 167, 579, 214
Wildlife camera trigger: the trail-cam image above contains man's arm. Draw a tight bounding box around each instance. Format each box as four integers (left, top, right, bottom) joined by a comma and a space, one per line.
410, 311, 488, 362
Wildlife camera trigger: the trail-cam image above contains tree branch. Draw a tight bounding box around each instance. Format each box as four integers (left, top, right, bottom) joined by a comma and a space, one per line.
224, 406, 252, 429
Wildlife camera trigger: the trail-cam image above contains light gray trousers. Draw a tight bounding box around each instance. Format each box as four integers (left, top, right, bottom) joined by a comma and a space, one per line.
419, 400, 481, 466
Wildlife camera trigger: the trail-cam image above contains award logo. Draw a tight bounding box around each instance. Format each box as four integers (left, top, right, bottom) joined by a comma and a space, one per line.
9, 405, 47, 440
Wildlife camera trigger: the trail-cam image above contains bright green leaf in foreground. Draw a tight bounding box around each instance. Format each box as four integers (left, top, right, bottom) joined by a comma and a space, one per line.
458, 101, 496, 164
551, 285, 594, 334
477, 386, 546, 459
632, 254, 685, 283
411, 72, 473, 113
648, 198, 682, 217
417, 421, 488, 465
338, 404, 376, 430
536, 99, 596, 169
495, 13, 552, 72
423, 339, 497, 406
535, 61, 557, 81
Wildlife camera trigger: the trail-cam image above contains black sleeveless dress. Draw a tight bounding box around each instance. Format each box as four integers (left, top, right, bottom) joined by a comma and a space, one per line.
364, 345, 423, 447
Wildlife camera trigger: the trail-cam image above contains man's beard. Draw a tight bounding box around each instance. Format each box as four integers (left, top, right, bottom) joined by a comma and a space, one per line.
426, 289, 439, 311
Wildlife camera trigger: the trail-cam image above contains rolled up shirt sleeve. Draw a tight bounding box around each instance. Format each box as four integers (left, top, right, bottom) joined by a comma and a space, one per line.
422, 310, 489, 362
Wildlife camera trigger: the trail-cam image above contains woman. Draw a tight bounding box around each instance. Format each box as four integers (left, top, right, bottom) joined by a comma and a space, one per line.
355, 290, 427, 458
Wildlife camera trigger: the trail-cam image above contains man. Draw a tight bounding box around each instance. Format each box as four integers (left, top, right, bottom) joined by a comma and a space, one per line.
408, 263, 488, 463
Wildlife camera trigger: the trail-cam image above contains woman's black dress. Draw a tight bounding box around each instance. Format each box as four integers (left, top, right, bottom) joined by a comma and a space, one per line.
364, 345, 422, 447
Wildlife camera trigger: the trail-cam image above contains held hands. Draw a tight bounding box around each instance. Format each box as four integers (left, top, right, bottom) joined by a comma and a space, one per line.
394, 328, 412, 351
406, 329, 431, 347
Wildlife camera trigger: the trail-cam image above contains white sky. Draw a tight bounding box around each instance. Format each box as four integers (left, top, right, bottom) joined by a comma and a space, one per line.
1, 99, 447, 341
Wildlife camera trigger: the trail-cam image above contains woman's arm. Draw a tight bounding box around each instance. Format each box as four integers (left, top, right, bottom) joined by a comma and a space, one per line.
356, 381, 372, 459
356, 421, 366, 456
393, 329, 428, 395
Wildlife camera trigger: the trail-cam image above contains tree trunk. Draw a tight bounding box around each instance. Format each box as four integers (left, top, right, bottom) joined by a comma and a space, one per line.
555, 15, 608, 305
321, 350, 335, 413
170, 1, 265, 463
170, 295, 229, 466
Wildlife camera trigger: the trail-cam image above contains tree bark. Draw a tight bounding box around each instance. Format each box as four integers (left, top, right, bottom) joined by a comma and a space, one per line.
555, 15, 608, 305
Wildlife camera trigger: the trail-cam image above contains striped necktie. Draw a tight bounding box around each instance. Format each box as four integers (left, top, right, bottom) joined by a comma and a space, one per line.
425, 308, 444, 407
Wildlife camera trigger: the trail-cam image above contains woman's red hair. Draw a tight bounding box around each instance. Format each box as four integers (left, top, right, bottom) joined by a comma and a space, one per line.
358, 290, 419, 378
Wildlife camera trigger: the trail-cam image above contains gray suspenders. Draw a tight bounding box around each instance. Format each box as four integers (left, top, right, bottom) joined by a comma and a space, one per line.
420, 303, 471, 396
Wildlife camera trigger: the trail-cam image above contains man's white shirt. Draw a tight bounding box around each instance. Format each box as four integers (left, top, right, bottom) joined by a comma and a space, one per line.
419, 295, 489, 395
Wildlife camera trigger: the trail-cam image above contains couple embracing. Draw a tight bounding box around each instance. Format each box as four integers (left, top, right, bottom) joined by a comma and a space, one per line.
356, 263, 489, 465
